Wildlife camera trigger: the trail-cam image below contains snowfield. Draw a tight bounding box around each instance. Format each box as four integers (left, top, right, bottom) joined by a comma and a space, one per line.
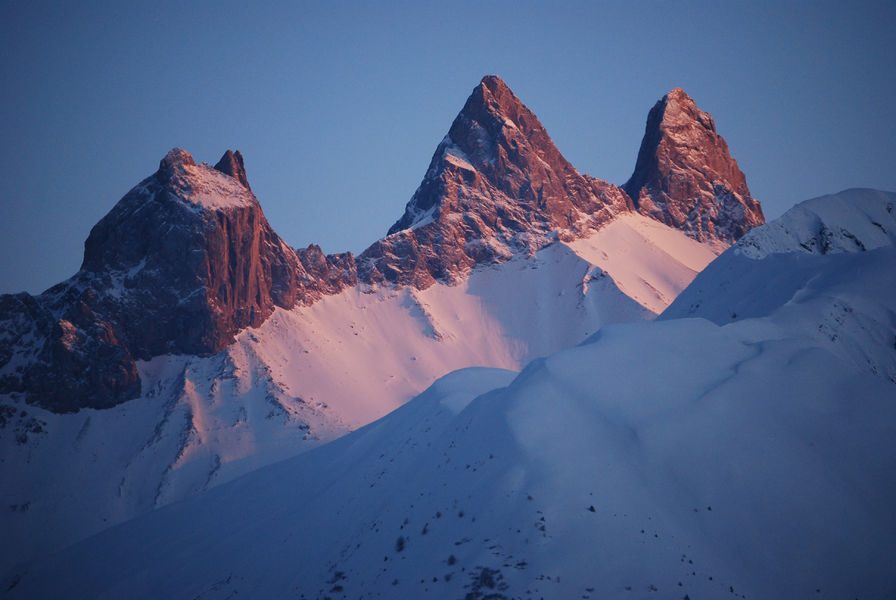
0, 212, 716, 572
3, 190, 894, 599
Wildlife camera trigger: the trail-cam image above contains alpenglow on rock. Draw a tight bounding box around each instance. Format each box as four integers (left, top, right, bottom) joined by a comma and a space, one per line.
0, 76, 766, 413
358, 75, 633, 288
0, 149, 334, 411
79, 148, 314, 356
213, 149, 252, 191
623, 88, 765, 243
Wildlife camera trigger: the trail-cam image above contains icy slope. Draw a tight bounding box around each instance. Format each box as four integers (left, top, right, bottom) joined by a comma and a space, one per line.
0, 214, 716, 572
7, 275, 894, 599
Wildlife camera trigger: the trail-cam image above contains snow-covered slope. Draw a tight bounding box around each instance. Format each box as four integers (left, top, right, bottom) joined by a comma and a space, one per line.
733, 188, 895, 259
237, 212, 716, 430
664, 188, 896, 382
6, 199, 893, 598
0, 214, 716, 572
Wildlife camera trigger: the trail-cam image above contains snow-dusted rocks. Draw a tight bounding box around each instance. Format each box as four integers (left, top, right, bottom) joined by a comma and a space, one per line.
213, 149, 251, 191
81, 148, 313, 353
362, 78, 764, 287
0, 148, 317, 411
358, 75, 633, 287
624, 88, 765, 243
733, 187, 896, 258
0, 77, 763, 414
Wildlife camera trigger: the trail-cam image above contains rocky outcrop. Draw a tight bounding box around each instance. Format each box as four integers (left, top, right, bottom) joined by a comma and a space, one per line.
358, 75, 633, 287
296, 245, 358, 295
0, 149, 325, 411
623, 88, 764, 243
214, 150, 251, 191
0, 292, 140, 412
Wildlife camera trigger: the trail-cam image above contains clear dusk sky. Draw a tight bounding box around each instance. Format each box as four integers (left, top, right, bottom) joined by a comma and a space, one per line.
1, 0, 894, 294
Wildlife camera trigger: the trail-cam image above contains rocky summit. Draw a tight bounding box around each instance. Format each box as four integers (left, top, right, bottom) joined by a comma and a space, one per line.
358, 75, 632, 287
0, 149, 330, 411
0, 76, 763, 413
623, 88, 765, 243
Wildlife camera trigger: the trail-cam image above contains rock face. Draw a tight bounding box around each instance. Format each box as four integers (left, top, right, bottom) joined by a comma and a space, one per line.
0, 149, 350, 411
296, 245, 358, 295
0, 77, 766, 413
358, 75, 633, 287
0, 292, 140, 412
623, 88, 764, 243
80, 148, 313, 357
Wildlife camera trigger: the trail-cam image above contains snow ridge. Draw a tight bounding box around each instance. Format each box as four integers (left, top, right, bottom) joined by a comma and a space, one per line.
734, 188, 896, 258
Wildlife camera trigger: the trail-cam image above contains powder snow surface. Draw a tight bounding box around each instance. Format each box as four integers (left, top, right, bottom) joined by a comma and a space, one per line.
0, 213, 714, 571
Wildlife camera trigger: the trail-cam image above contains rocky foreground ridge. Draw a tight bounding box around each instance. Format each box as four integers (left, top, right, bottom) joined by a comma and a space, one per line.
0, 76, 763, 411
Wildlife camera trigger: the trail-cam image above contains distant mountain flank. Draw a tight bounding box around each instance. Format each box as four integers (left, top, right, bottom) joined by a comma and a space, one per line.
0, 75, 762, 413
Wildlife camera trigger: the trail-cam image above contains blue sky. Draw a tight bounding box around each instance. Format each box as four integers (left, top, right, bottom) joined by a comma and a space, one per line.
1, 0, 894, 293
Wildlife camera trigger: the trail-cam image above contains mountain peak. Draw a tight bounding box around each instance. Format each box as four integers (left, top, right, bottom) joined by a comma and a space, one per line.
480, 74, 508, 89
664, 87, 693, 102
623, 90, 764, 243
2, 147, 316, 411
453, 75, 538, 140
157, 147, 195, 179
364, 76, 631, 287
477, 74, 515, 106
214, 149, 251, 191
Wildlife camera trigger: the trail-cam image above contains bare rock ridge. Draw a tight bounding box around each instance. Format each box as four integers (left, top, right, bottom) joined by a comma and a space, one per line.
358, 75, 632, 287
0, 77, 763, 412
623, 88, 765, 243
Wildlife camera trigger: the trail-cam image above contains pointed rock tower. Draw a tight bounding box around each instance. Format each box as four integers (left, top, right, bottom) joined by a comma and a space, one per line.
214, 149, 251, 191
623, 88, 764, 243
360, 75, 632, 287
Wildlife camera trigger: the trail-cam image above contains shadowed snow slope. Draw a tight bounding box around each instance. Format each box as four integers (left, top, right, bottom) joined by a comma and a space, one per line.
0, 214, 715, 572
664, 188, 896, 382
4, 192, 894, 599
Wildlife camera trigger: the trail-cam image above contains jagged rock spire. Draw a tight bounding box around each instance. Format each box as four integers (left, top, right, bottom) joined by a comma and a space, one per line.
623, 88, 764, 243
214, 149, 251, 191
388, 75, 622, 235
365, 75, 631, 287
